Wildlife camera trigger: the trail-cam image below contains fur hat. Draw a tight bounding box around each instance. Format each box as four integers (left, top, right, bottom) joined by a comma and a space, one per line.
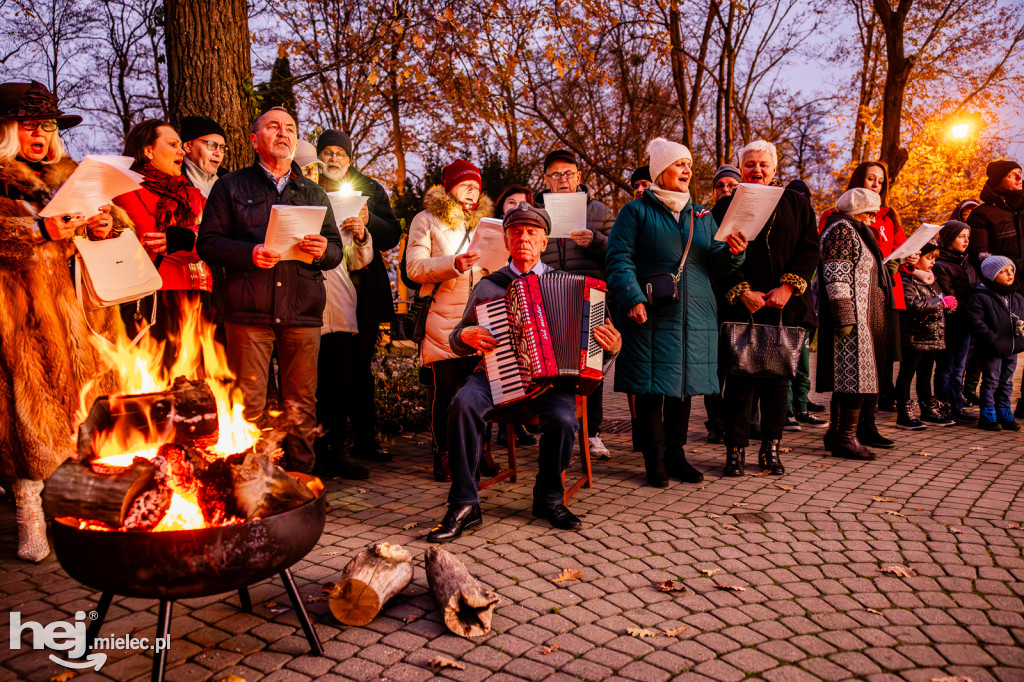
179, 115, 226, 143
442, 159, 481, 193
713, 164, 741, 187
317, 129, 352, 158
938, 220, 970, 248
981, 255, 1015, 281
647, 138, 692, 186
835, 187, 881, 216
986, 159, 1021, 185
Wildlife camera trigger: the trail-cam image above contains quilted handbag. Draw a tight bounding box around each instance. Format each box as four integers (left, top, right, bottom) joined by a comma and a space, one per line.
721, 315, 806, 379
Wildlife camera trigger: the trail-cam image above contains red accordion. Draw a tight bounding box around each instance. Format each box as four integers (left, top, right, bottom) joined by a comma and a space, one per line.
476, 272, 607, 406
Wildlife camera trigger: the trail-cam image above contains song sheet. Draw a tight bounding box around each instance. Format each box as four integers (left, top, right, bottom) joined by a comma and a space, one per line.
544, 192, 587, 238
265, 205, 328, 264
469, 218, 510, 273
39, 155, 145, 218
885, 223, 943, 262
712, 183, 785, 241
326, 192, 369, 223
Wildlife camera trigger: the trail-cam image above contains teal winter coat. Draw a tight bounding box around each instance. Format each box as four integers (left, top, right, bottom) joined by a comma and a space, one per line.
606, 191, 738, 398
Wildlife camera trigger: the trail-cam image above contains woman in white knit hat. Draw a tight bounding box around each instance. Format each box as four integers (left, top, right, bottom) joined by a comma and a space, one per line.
606, 137, 746, 488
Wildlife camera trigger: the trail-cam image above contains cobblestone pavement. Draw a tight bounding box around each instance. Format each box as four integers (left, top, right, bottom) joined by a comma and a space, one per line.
4, 368, 1024, 682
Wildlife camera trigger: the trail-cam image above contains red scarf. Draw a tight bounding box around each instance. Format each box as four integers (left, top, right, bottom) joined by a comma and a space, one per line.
138, 162, 196, 232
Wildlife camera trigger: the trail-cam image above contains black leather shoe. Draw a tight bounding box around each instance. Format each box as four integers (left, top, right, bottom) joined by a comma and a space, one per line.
807, 401, 826, 413
723, 446, 745, 477
427, 504, 482, 543
705, 429, 724, 445
532, 502, 582, 530
353, 442, 392, 462
795, 411, 827, 425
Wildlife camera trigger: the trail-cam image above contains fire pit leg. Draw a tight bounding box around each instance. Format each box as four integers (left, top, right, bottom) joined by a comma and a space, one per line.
279, 569, 324, 656
238, 587, 252, 613
82, 591, 114, 657
152, 599, 173, 682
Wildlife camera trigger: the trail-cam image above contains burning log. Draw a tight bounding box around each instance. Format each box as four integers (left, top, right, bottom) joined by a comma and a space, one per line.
78, 377, 219, 463
425, 546, 500, 637
43, 459, 171, 530
329, 542, 413, 626
228, 452, 315, 520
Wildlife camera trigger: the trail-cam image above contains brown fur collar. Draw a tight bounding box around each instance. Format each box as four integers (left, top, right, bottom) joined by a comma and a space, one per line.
423, 185, 494, 230
0, 156, 78, 205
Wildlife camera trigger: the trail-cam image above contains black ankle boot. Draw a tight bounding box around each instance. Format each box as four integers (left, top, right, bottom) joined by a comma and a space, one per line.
665, 446, 703, 483
433, 450, 451, 482
758, 439, 785, 475
642, 449, 669, 488
723, 446, 745, 477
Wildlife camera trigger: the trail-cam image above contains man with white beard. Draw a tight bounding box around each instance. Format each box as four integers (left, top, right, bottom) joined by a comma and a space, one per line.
315, 129, 402, 463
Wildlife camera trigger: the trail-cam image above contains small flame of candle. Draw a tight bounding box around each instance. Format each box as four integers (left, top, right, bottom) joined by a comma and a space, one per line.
338, 182, 355, 197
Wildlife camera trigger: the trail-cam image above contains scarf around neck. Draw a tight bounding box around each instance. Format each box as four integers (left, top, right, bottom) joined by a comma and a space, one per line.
912, 268, 936, 285
648, 185, 690, 213
138, 162, 196, 232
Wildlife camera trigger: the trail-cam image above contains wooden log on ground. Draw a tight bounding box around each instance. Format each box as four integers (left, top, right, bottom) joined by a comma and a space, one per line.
329, 542, 413, 626
42, 458, 170, 530
425, 545, 501, 637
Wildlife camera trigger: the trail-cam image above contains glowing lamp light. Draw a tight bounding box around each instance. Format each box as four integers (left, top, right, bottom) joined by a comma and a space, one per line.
951, 123, 970, 139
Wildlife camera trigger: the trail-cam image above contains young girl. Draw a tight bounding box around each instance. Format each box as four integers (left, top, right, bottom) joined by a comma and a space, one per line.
896, 241, 957, 429
932, 220, 979, 423
964, 256, 1024, 431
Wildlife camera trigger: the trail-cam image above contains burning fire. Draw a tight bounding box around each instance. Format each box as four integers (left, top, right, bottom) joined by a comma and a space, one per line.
83, 297, 263, 531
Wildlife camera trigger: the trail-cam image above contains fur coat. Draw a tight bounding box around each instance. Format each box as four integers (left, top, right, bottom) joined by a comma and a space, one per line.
0, 156, 127, 480
405, 186, 493, 366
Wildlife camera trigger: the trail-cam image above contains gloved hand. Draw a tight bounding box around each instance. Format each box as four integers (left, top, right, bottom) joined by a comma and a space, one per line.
942, 295, 958, 311
836, 325, 854, 338
885, 259, 901, 276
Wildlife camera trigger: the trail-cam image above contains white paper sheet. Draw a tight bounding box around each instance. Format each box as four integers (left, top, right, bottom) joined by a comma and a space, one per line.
469, 218, 510, 273
39, 155, 145, 218
326, 192, 369, 223
264, 205, 328, 264
712, 183, 785, 241
885, 223, 944, 262
543, 192, 587, 239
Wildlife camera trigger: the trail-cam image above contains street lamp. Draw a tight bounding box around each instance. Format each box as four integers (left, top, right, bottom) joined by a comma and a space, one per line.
952, 123, 970, 139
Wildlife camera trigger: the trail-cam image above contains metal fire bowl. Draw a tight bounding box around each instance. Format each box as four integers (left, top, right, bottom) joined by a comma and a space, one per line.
51, 476, 326, 600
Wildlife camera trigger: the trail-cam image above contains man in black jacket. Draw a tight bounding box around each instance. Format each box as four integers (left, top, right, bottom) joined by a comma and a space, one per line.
198, 107, 344, 474
316, 129, 403, 461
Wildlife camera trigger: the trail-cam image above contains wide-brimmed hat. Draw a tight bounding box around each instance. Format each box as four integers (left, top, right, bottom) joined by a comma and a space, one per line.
0, 81, 81, 129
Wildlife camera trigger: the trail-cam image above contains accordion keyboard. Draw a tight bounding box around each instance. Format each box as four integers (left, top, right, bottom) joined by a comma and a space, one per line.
478, 297, 527, 405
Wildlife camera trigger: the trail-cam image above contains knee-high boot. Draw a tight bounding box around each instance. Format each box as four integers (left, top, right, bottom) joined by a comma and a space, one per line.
856, 394, 894, 448
834, 407, 876, 460
13, 479, 49, 563
823, 400, 839, 451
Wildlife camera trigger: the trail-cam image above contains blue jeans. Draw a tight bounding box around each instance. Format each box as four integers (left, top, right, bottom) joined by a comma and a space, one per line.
935, 327, 971, 410
447, 371, 578, 506
979, 354, 1018, 409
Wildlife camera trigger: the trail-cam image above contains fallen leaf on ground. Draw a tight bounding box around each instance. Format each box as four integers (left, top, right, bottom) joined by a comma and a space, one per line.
950, 527, 965, 534
722, 524, 740, 531
913, 451, 933, 457
930, 677, 974, 682
690, 448, 705, 454
752, 470, 773, 476
814, 464, 831, 468
656, 580, 689, 593
50, 673, 77, 682
402, 522, 418, 530
305, 596, 327, 603
552, 568, 583, 583
715, 584, 747, 591
866, 608, 883, 615
662, 626, 688, 637
872, 496, 898, 502
734, 502, 749, 507
1006, 523, 1021, 530
706, 513, 719, 519
779, 447, 792, 453
885, 510, 906, 518
214, 677, 246, 682
540, 643, 560, 655
626, 627, 660, 638
853, 468, 862, 472
428, 655, 465, 670
879, 565, 915, 577
321, 551, 340, 557
404, 614, 420, 624
263, 600, 289, 613
700, 568, 721, 578
825, 507, 836, 512
775, 484, 793, 491
968, 446, 984, 451
357, 488, 368, 493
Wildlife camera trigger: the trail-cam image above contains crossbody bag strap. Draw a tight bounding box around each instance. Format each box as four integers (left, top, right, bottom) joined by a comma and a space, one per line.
421, 227, 474, 302
676, 205, 695, 276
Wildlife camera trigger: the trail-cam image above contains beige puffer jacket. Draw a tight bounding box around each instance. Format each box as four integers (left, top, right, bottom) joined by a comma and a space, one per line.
406, 186, 494, 365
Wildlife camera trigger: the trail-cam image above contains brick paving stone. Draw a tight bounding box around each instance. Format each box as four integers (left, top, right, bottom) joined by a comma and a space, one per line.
720, 648, 778, 673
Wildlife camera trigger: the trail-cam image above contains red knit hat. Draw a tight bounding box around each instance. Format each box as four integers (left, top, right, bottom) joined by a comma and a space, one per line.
443, 159, 482, 193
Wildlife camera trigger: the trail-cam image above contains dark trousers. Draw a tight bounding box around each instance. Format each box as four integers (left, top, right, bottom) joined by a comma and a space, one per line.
430, 356, 480, 454
935, 328, 971, 410
316, 331, 355, 457
724, 375, 788, 447
896, 349, 936, 404
349, 325, 381, 449
634, 394, 691, 453
448, 371, 577, 506
980, 354, 1018, 409
587, 379, 604, 437
789, 338, 812, 412
226, 323, 320, 474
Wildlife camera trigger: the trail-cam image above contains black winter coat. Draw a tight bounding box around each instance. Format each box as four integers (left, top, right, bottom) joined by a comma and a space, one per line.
197, 161, 343, 327
933, 247, 977, 330
963, 283, 1024, 357
967, 183, 1024, 292
900, 268, 945, 351
713, 188, 821, 328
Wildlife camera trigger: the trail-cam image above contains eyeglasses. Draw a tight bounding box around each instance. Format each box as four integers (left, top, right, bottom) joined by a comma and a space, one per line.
195, 138, 229, 154
321, 150, 349, 160
18, 120, 58, 132
545, 170, 578, 181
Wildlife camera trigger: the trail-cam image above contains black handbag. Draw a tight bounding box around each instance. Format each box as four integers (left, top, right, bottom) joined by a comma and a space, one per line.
402, 229, 471, 344
722, 314, 806, 379
639, 206, 694, 309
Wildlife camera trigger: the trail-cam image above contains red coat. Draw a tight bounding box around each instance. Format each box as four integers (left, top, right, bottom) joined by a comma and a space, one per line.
819, 206, 906, 309
114, 185, 213, 292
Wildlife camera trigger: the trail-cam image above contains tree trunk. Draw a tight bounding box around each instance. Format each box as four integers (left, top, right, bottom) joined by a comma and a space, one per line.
872, 0, 915, 182
425, 545, 501, 638
165, 0, 252, 171
329, 542, 413, 626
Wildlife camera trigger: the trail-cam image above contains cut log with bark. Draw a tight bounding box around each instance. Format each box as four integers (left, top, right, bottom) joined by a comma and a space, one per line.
229, 452, 315, 520
329, 542, 413, 626
425, 545, 501, 637
42, 458, 170, 530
